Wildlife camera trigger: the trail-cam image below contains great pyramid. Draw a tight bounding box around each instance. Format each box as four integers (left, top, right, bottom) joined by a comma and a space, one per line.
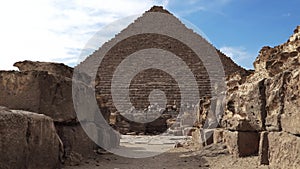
75, 6, 246, 115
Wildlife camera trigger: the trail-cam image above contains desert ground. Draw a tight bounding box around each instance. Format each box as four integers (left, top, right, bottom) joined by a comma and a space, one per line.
63, 135, 269, 169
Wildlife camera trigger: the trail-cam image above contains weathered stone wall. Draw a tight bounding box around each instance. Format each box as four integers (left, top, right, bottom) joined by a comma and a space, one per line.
190, 25, 300, 169
219, 25, 300, 167
0, 62, 120, 166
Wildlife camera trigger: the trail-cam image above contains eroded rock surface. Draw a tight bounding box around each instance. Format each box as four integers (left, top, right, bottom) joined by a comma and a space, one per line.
0, 71, 77, 123
222, 78, 266, 131
0, 63, 120, 166
0, 107, 61, 169
281, 69, 300, 135
268, 132, 300, 169
220, 25, 300, 167
14, 60, 74, 78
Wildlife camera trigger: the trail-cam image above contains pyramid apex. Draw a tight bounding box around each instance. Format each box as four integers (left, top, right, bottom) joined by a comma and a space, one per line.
147, 6, 171, 14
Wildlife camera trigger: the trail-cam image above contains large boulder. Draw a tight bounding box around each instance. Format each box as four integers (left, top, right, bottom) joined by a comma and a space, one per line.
263, 68, 300, 135
0, 71, 77, 122
0, 107, 61, 169
191, 128, 214, 147
268, 132, 300, 169
0, 69, 114, 166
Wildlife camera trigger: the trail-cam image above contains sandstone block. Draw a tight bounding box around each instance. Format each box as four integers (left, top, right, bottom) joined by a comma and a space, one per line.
223, 130, 260, 157
202, 129, 214, 146
0, 71, 77, 122
56, 122, 120, 165
0, 107, 61, 169
268, 132, 300, 169
258, 131, 269, 165
264, 71, 290, 131
282, 69, 300, 135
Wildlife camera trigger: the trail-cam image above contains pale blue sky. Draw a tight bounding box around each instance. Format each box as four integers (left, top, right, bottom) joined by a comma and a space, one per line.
169, 0, 300, 69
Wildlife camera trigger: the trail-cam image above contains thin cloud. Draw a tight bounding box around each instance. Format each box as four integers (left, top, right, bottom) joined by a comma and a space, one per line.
0, 0, 168, 70
220, 46, 255, 69
166, 0, 232, 16
282, 13, 291, 17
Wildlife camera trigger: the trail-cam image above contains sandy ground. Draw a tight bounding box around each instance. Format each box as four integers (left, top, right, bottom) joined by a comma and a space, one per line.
63, 141, 270, 169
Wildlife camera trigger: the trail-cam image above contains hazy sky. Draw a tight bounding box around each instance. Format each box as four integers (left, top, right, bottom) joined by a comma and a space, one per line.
0, 0, 299, 70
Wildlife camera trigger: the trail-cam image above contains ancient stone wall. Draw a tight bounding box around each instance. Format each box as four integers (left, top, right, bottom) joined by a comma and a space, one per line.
191, 25, 300, 168
0, 61, 120, 167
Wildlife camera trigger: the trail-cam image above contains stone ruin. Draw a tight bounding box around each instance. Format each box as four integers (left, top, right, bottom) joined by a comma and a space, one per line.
0, 5, 299, 169
191, 25, 300, 168
0, 61, 120, 168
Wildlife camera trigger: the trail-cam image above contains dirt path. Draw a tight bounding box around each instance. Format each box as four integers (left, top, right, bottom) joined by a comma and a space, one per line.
63, 143, 269, 169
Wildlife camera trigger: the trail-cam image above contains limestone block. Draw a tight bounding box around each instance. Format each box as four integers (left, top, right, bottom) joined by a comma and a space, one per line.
258, 131, 269, 165
0, 71, 77, 122
223, 130, 260, 157
268, 132, 300, 169
282, 69, 300, 135
265, 71, 290, 131
0, 107, 61, 169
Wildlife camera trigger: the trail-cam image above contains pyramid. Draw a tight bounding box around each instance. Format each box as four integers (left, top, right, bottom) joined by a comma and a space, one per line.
75, 6, 246, 113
